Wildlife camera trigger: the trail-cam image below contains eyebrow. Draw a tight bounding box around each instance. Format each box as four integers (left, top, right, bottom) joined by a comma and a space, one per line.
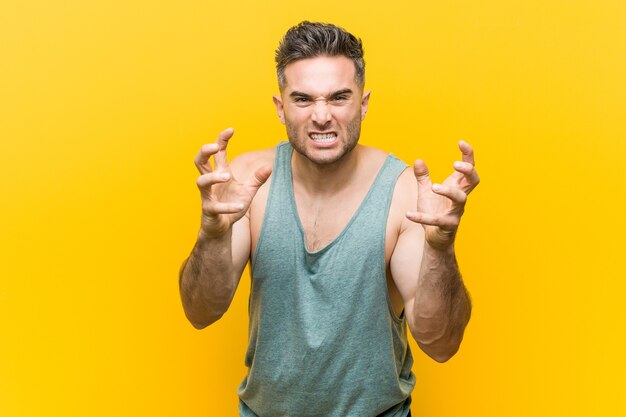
329, 88, 354, 98
289, 88, 354, 100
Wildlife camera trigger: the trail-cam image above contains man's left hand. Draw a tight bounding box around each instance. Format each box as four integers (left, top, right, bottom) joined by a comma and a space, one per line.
406, 140, 480, 250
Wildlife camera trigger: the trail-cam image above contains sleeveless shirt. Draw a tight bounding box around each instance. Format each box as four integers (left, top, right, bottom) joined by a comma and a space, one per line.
238, 142, 416, 417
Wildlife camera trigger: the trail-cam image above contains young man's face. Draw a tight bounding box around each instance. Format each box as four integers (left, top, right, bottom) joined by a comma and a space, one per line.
273, 55, 371, 166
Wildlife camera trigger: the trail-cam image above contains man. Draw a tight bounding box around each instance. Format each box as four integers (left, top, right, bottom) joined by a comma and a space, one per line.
179, 21, 480, 417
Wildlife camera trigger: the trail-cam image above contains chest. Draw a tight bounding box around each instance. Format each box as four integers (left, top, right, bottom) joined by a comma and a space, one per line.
250, 178, 406, 318
249, 170, 407, 318
294, 190, 362, 252
250, 178, 401, 266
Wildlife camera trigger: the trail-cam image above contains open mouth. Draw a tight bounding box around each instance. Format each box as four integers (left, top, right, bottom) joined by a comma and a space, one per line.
310, 133, 337, 143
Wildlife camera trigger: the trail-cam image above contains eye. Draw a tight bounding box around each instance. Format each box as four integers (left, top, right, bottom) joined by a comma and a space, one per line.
333, 95, 347, 101
294, 97, 310, 103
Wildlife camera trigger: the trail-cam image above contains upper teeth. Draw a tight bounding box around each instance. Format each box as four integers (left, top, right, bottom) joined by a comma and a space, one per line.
311, 133, 336, 142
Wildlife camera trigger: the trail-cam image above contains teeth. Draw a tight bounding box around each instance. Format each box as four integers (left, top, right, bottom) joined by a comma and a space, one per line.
311, 133, 336, 143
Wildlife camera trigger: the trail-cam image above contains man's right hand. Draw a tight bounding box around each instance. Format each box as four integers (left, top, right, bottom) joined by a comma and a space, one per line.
194, 128, 272, 238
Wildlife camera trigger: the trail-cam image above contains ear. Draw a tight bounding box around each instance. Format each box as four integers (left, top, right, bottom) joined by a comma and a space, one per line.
273, 94, 285, 125
360, 90, 371, 121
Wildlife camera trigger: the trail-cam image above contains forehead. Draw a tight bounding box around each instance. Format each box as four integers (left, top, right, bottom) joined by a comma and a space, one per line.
282, 56, 358, 95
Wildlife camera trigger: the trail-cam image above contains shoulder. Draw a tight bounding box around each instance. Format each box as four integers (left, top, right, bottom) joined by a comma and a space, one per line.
229, 146, 277, 182
393, 164, 418, 200
359, 146, 415, 197
357, 145, 416, 207
389, 160, 418, 233
358, 144, 388, 165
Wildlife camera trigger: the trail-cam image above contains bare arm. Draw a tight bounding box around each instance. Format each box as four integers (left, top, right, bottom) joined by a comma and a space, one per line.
390, 141, 479, 362
179, 219, 250, 329
410, 243, 472, 362
179, 128, 271, 329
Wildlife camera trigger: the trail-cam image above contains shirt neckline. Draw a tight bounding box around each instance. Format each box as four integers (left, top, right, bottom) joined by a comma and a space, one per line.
285, 144, 393, 256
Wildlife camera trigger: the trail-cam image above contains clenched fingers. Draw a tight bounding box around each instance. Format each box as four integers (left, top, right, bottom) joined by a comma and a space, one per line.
194, 128, 235, 174
452, 161, 480, 193
431, 183, 467, 206
194, 143, 219, 174
196, 171, 232, 199
413, 159, 432, 193
458, 140, 476, 166
213, 128, 234, 169
248, 165, 273, 191
405, 211, 460, 229
202, 201, 245, 216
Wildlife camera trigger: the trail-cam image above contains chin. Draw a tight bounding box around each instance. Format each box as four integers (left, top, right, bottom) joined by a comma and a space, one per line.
289, 139, 357, 166
285, 117, 362, 166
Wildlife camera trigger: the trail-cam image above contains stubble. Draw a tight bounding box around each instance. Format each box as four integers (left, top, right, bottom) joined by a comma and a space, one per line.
286, 114, 362, 166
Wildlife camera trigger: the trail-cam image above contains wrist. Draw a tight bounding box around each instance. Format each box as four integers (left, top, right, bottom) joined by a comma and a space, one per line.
199, 213, 231, 240
198, 224, 231, 243
424, 227, 458, 252
424, 240, 455, 255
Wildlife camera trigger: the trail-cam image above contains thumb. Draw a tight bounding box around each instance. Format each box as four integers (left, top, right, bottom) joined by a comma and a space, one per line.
247, 165, 273, 193
413, 159, 431, 191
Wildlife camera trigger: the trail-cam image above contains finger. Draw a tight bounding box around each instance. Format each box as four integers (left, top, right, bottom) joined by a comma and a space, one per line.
194, 143, 219, 174
458, 140, 475, 166
431, 183, 467, 205
405, 211, 460, 229
452, 161, 480, 192
213, 127, 235, 169
196, 171, 232, 199
413, 159, 432, 192
203, 201, 245, 216
247, 165, 273, 193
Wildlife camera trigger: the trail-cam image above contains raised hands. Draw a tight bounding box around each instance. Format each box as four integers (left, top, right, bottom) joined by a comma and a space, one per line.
194, 128, 272, 238
406, 141, 480, 250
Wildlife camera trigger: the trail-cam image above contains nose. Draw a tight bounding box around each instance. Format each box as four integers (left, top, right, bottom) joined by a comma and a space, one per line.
311, 100, 332, 125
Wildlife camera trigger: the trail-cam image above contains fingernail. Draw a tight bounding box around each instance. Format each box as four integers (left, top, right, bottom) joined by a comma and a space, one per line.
453, 161, 463, 169
432, 184, 440, 191
220, 172, 230, 180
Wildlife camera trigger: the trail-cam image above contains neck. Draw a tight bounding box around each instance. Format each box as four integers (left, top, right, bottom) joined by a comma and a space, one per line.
291, 146, 361, 196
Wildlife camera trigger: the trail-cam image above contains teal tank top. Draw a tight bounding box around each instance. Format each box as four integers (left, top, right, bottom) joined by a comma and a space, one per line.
238, 142, 416, 417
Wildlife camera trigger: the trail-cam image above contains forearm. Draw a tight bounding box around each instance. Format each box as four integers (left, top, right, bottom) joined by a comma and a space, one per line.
411, 243, 471, 362
179, 229, 239, 329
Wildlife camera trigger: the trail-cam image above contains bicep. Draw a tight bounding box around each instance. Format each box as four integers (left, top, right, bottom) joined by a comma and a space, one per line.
388, 168, 425, 325
231, 214, 251, 286
390, 219, 425, 324
228, 151, 269, 283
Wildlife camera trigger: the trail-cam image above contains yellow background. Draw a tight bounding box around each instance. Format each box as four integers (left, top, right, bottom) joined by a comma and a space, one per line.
1, 0, 625, 416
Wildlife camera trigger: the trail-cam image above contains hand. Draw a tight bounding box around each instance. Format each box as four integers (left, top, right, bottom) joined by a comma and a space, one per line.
194, 128, 272, 238
406, 140, 480, 250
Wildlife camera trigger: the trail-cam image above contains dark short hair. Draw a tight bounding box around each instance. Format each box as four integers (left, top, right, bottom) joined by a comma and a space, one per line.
275, 21, 365, 90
